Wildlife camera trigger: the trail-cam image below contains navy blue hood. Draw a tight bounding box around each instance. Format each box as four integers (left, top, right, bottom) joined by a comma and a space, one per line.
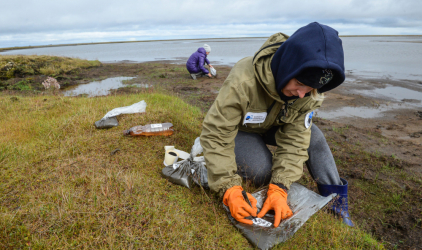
271, 22, 345, 98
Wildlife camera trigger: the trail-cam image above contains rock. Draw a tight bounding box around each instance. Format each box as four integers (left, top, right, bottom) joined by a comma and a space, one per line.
94, 117, 119, 129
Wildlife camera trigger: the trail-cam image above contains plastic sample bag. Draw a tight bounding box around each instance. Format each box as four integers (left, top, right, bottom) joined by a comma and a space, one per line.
94, 100, 147, 129
210, 67, 217, 76
223, 184, 336, 250
124, 123, 174, 136
161, 137, 208, 189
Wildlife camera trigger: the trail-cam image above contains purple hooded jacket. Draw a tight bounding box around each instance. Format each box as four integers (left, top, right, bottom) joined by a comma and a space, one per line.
186, 47, 210, 74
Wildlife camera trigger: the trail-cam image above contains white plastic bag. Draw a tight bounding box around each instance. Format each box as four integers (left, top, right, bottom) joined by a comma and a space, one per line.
101, 100, 147, 120
210, 67, 217, 76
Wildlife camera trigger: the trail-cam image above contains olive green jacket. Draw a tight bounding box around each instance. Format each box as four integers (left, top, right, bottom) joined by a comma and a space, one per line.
200, 33, 323, 196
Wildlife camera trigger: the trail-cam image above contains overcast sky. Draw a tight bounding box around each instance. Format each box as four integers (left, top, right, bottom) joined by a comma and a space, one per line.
1, 0, 422, 48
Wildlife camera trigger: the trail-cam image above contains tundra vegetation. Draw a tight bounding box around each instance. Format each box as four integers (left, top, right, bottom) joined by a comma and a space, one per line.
1, 55, 420, 249
0, 55, 101, 91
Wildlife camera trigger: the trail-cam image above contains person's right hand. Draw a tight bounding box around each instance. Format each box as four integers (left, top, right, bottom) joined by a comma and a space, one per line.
257, 184, 293, 227
207, 73, 212, 77
223, 186, 258, 225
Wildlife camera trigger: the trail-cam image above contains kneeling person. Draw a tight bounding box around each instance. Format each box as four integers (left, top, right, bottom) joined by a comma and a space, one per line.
186, 44, 214, 79
200, 22, 354, 228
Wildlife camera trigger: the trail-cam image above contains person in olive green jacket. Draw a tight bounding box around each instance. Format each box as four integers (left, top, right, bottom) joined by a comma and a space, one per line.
200, 22, 354, 227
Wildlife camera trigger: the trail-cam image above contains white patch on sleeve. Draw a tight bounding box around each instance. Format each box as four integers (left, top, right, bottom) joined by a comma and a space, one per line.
243, 112, 267, 125
304, 111, 314, 129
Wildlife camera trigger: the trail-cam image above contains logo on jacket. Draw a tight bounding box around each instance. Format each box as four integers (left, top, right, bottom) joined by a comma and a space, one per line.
319, 69, 333, 86
243, 112, 267, 125
304, 111, 314, 129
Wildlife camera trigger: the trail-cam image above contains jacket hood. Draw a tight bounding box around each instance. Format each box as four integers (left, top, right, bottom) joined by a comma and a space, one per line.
252, 32, 290, 102
271, 22, 345, 96
197, 47, 207, 55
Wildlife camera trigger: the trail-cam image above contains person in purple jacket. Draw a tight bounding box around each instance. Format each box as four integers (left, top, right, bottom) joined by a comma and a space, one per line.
186, 44, 214, 80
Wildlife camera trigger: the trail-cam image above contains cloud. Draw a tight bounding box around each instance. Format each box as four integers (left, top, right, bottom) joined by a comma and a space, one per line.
1, 0, 422, 47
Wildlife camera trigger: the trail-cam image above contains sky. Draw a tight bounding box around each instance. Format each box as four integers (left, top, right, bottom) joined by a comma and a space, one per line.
1, 0, 422, 48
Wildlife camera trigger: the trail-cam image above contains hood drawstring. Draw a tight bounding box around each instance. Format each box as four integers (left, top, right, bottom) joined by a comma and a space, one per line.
277, 99, 298, 122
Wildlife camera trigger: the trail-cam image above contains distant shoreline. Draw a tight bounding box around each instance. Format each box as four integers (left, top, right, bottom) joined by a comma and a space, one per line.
1, 35, 422, 53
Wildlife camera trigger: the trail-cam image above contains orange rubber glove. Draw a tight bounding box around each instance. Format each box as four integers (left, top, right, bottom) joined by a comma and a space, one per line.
223, 186, 258, 225
257, 184, 293, 227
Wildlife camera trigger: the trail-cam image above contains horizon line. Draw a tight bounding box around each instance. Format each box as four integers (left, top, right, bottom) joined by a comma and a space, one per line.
1, 34, 422, 53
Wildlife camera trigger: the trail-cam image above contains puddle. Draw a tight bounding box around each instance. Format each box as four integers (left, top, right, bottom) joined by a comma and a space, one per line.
372, 86, 422, 102
356, 85, 422, 103
319, 84, 422, 120
316, 103, 410, 120
63, 77, 150, 97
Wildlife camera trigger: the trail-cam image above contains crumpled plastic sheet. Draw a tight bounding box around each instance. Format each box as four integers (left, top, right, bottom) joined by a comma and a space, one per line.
161, 137, 209, 189
94, 100, 147, 129
102, 100, 146, 120
224, 184, 336, 250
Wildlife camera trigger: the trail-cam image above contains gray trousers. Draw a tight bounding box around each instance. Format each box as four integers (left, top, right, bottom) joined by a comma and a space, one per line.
234, 124, 342, 187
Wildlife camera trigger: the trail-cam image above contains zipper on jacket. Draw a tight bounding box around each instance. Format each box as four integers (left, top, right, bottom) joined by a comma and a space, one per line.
252, 42, 284, 63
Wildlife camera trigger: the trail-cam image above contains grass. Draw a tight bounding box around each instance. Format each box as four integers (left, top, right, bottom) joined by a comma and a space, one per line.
0, 89, 383, 249
332, 125, 349, 134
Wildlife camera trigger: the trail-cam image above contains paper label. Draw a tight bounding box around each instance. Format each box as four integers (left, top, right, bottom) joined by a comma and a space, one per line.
252, 217, 273, 227
243, 112, 267, 125
151, 124, 163, 128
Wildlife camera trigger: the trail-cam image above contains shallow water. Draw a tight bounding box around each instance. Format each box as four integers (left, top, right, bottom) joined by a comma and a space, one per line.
317, 79, 422, 120
316, 103, 412, 120
63, 77, 140, 97
2, 36, 422, 81
367, 85, 422, 102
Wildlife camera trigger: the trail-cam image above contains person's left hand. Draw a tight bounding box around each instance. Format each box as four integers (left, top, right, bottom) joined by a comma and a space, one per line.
209, 65, 213, 68
257, 184, 293, 227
